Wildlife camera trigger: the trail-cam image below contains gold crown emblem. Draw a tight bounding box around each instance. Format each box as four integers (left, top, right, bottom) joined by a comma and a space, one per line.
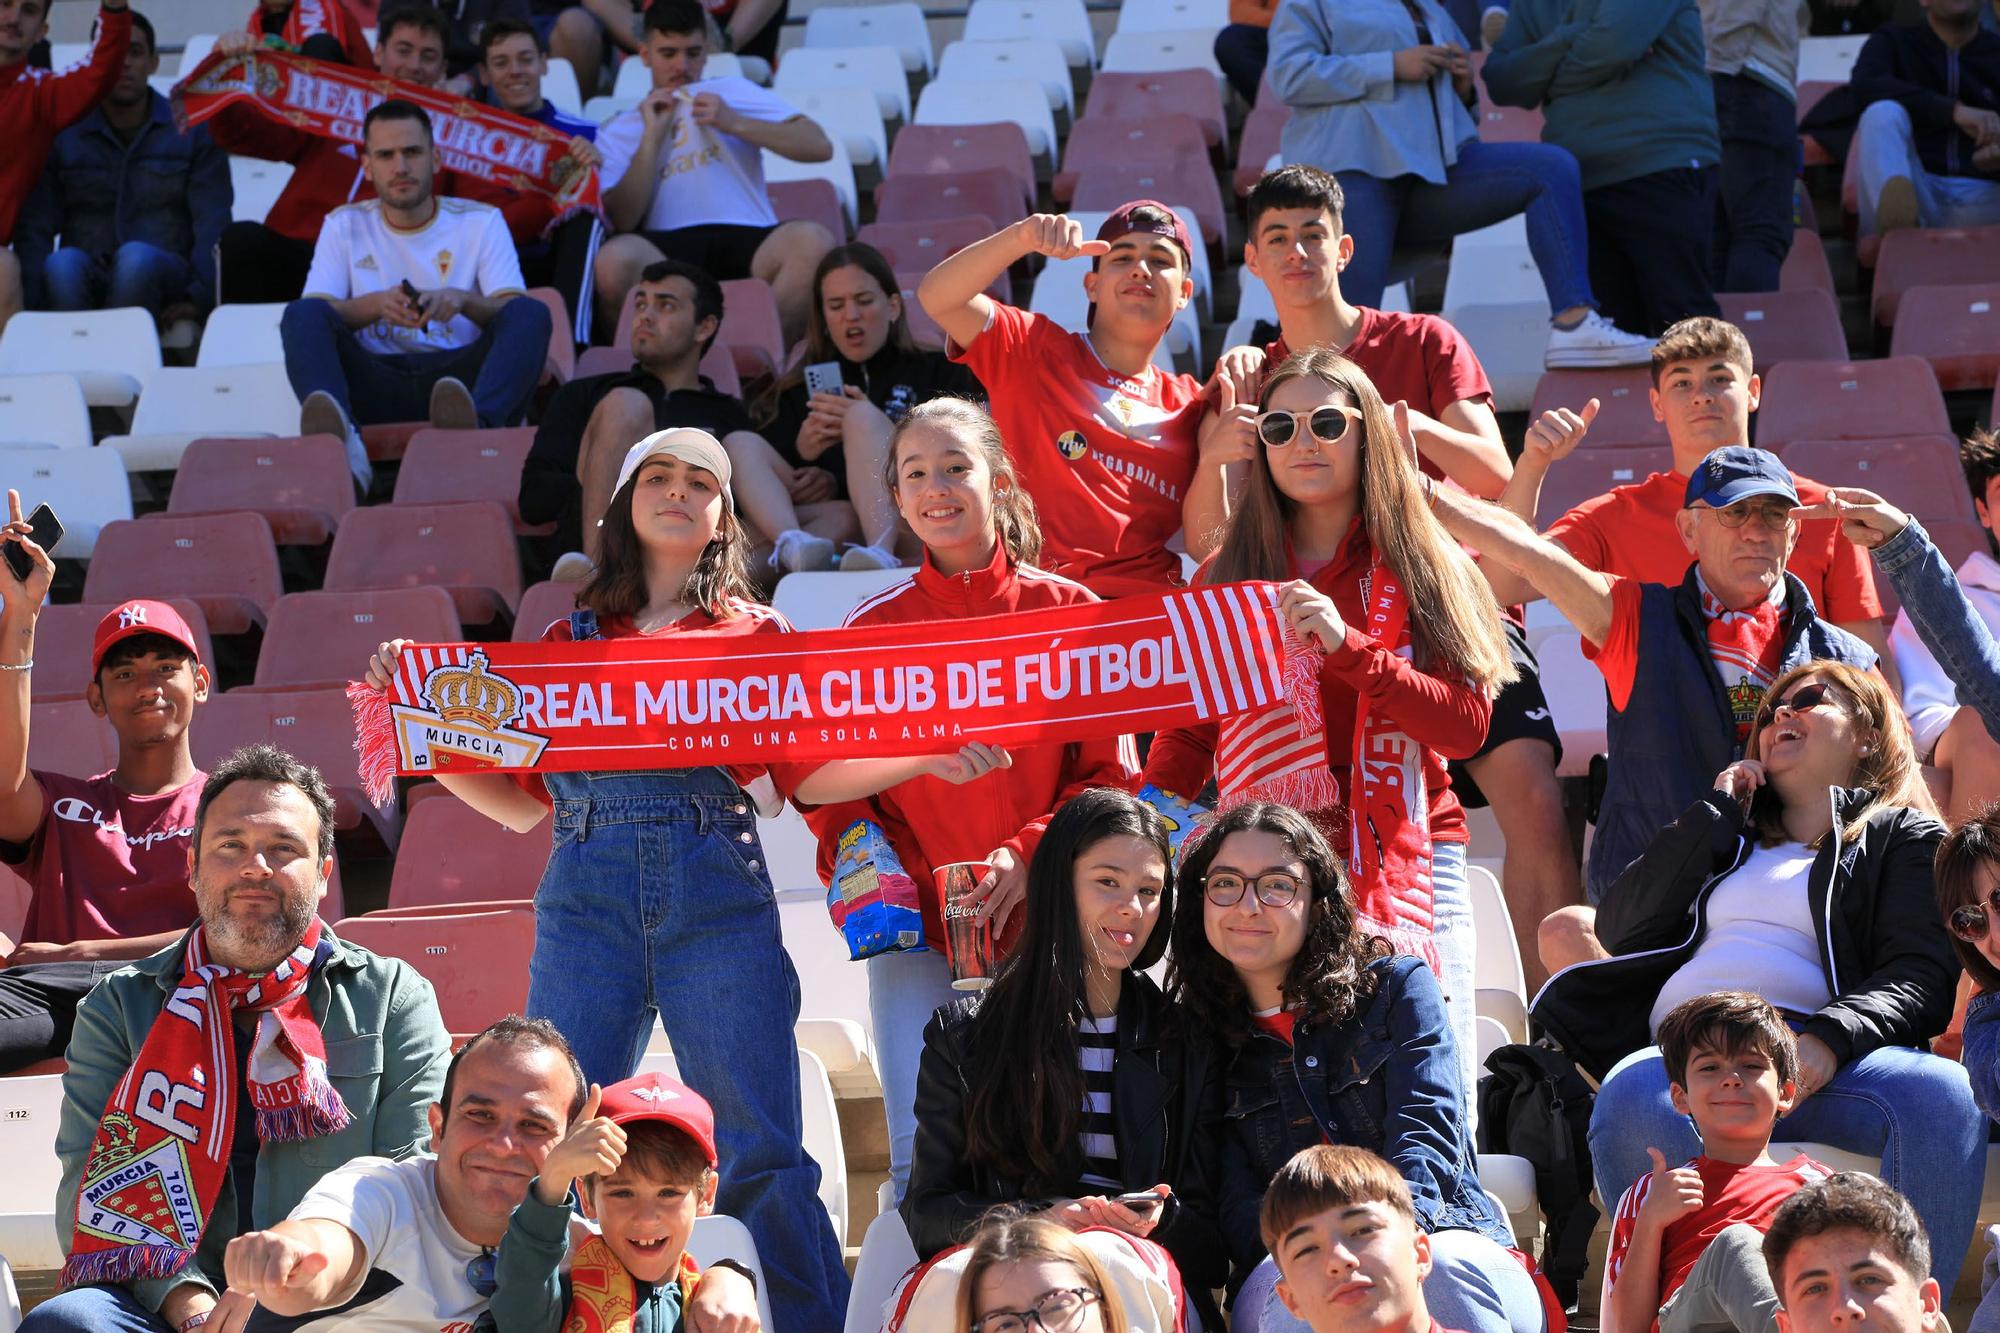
85, 1112, 142, 1175
1728, 676, 1765, 722
424, 651, 520, 731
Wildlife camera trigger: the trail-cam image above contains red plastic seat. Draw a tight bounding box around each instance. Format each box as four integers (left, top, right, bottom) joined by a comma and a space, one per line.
1871, 226, 2000, 327
885, 124, 1036, 215
26, 697, 117, 776
856, 215, 999, 273
250, 588, 462, 692
165, 435, 356, 546
768, 177, 850, 243
1472, 56, 1544, 144
1234, 98, 1291, 196
1888, 283, 2000, 390
323, 501, 523, 629
876, 170, 1028, 232
718, 278, 786, 379
605, 302, 750, 397
514, 578, 582, 641
1715, 289, 1849, 373
387, 798, 554, 911
1082, 71, 1224, 148
28, 599, 213, 702
1533, 445, 1676, 529
1754, 357, 1950, 450
1053, 115, 1209, 203
1780, 228, 1835, 295
1797, 82, 1838, 166
1782, 436, 1978, 529
1529, 368, 1665, 447
392, 427, 546, 534
1070, 158, 1226, 249
893, 274, 949, 350
330, 907, 535, 1036
197, 686, 398, 846
83, 512, 282, 635
360, 421, 424, 463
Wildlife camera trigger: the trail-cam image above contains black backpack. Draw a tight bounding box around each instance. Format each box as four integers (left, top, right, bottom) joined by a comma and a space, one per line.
1477, 1041, 1599, 1307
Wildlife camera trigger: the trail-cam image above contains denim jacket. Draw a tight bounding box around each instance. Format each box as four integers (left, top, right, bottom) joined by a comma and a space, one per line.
1215, 955, 1509, 1287
1873, 515, 2000, 746
1966, 991, 2000, 1126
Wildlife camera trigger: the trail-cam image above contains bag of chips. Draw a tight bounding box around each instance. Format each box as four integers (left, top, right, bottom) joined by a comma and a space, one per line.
1136, 784, 1210, 862
827, 818, 927, 960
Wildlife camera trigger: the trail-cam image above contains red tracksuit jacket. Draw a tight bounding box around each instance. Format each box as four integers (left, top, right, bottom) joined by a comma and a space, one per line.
0, 4, 130, 243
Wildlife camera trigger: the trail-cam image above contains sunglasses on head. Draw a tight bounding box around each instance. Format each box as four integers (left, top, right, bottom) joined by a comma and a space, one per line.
1753, 681, 1841, 733
1950, 892, 2000, 943
1253, 404, 1362, 449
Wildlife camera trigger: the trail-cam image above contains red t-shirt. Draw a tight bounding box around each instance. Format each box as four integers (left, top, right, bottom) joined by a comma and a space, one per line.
2, 769, 204, 946
1544, 470, 1883, 624
1251, 1008, 1297, 1044
951, 304, 1204, 599
1608, 1154, 1832, 1316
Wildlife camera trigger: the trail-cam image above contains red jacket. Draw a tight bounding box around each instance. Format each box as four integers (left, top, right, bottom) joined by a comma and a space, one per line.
803, 544, 1138, 947
1143, 519, 1489, 845
241, 0, 374, 68
209, 110, 475, 245
0, 4, 130, 243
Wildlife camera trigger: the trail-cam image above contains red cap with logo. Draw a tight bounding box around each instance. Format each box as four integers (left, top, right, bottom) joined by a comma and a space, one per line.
599, 1071, 718, 1167
91, 601, 204, 675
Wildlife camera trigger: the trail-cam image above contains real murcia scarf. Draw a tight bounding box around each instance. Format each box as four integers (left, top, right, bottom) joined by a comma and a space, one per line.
174, 50, 602, 229
563, 1238, 700, 1333
63, 919, 351, 1288
348, 582, 1291, 805
1697, 571, 1787, 742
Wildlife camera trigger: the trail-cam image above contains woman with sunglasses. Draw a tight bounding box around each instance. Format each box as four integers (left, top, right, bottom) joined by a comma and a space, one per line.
1535, 660, 1982, 1295
1170, 801, 1536, 1333
1143, 346, 1515, 1096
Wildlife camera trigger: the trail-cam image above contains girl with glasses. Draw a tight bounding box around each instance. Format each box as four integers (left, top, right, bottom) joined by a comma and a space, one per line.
956, 1213, 1131, 1333
1142, 345, 1514, 1100
1536, 660, 1982, 1297
1168, 801, 1534, 1333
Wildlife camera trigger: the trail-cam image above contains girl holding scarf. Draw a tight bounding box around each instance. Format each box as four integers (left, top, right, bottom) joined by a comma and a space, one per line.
1169, 801, 1536, 1333
1140, 346, 1514, 1093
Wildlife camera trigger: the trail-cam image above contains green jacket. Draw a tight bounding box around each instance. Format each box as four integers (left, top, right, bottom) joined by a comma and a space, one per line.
53, 926, 452, 1314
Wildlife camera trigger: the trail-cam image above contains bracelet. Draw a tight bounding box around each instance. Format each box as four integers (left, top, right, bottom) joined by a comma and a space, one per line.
178, 1313, 210, 1332
0, 660, 30, 672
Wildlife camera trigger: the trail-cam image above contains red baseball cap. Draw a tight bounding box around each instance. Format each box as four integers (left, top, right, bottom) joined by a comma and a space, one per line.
91, 600, 203, 675
600, 1071, 718, 1167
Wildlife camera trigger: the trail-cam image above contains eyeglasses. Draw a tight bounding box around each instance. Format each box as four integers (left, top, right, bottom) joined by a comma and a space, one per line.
1203, 869, 1305, 909
1753, 681, 1842, 733
1692, 499, 1796, 530
1253, 405, 1362, 449
465, 1249, 498, 1298
969, 1288, 1104, 1333
1950, 892, 2000, 942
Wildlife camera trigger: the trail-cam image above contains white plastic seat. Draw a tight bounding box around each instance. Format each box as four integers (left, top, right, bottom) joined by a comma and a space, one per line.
0, 307, 160, 409
178, 32, 217, 76
195, 302, 287, 367
0, 373, 91, 449
1101, 28, 1226, 93
804, 2, 934, 75
703, 53, 748, 82
774, 44, 912, 122
1468, 863, 1529, 1043
964, 0, 1095, 68
785, 84, 890, 169
1475, 1152, 1537, 1250
1797, 34, 1866, 83
770, 567, 913, 629
0, 445, 133, 557
612, 53, 654, 101
1, 1253, 21, 1333
1440, 302, 1551, 413
1442, 215, 1544, 313
846, 1208, 921, 1333
1538, 632, 1606, 778
937, 38, 1074, 118
914, 77, 1060, 162
541, 56, 583, 117
101, 364, 302, 472
0, 1074, 68, 1270
229, 155, 295, 225
762, 137, 860, 230
1029, 261, 1195, 370
583, 94, 635, 124
1116, 0, 1228, 33
684, 1216, 780, 1331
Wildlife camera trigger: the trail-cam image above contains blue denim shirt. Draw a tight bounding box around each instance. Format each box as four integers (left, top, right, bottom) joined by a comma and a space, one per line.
1873, 515, 2000, 744
14, 90, 232, 309
1269, 0, 1481, 184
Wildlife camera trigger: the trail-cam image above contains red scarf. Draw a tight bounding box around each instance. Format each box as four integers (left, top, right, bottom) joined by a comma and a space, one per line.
248, 0, 373, 68
62, 919, 351, 1288
564, 1237, 700, 1332
1697, 574, 1787, 742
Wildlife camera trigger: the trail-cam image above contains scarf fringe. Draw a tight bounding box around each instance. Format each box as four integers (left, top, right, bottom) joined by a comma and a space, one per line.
347, 680, 397, 808
1224, 768, 1343, 821
1359, 913, 1443, 973
62, 1244, 192, 1289
256, 1083, 355, 1144
1282, 632, 1325, 739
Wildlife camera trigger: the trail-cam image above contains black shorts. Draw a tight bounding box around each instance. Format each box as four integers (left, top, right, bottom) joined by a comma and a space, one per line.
1446, 616, 1562, 809
642, 223, 776, 281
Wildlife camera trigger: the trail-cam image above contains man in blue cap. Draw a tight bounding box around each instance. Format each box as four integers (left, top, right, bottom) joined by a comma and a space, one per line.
1423, 437, 1878, 937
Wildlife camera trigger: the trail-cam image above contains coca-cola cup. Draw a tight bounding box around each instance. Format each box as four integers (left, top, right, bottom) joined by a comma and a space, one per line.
935, 860, 995, 990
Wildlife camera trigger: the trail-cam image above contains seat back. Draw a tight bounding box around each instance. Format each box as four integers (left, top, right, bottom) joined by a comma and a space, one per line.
936, 38, 1074, 115
773, 44, 911, 121
875, 169, 1027, 231
1530, 368, 1664, 447
514, 579, 583, 641
886, 123, 1036, 213
1115, 0, 1226, 31
324, 501, 523, 622
83, 511, 282, 634
0, 445, 133, 557
686, 1219, 780, 1330
229, 155, 294, 224
0, 373, 91, 449
1101, 28, 1225, 86
391, 428, 541, 530
1055, 114, 1209, 202
913, 79, 1060, 161
387, 797, 554, 910
963, 0, 1096, 67
1755, 356, 1951, 449
768, 177, 851, 244
195, 303, 287, 367
167, 435, 356, 545
29, 599, 213, 702
763, 137, 860, 230
195, 687, 391, 836
1783, 436, 1978, 528
1887, 283, 2000, 391
855, 214, 997, 272
26, 698, 118, 777
1081, 69, 1224, 146
1870, 223, 2000, 325
254, 587, 462, 691
0, 308, 160, 382
128, 364, 302, 437
331, 908, 536, 1035
802, 2, 933, 73
717, 279, 787, 376
1069, 159, 1225, 252
845, 1209, 920, 1333
1716, 288, 1848, 372
0, 1074, 69, 1271
1779, 227, 1834, 294
1533, 445, 1676, 528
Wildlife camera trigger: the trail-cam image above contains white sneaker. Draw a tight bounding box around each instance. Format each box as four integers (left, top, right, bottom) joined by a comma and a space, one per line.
1480, 5, 1508, 47
770, 529, 836, 573
552, 551, 594, 583
839, 542, 901, 572
1544, 311, 1655, 369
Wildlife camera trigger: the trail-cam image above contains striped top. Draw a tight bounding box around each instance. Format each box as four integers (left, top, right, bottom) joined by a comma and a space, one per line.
1078, 1014, 1120, 1190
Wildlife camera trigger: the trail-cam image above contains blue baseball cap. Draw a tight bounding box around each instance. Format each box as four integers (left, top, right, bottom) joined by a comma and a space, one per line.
1683, 446, 1799, 510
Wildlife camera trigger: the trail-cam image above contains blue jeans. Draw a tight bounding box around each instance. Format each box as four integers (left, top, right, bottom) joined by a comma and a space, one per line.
40, 241, 193, 316
1589, 1043, 1984, 1289
1235, 1228, 1544, 1333
526, 768, 851, 1332
867, 945, 959, 1202
280, 294, 550, 429
1711, 73, 1801, 293
1874, 517, 2000, 743
20, 1283, 172, 1332
1431, 840, 1479, 1125
1853, 100, 2000, 236
1336, 139, 1595, 313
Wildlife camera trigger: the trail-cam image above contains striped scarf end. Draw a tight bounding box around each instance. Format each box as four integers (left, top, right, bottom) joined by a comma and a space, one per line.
62, 1244, 192, 1289
256, 1089, 353, 1143
346, 680, 398, 808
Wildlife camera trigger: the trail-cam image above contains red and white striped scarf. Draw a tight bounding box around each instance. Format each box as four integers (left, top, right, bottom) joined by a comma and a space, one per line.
1697, 571, 1787, 742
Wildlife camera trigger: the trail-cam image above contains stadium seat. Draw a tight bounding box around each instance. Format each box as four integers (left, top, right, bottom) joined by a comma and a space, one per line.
1532, 445, 1676, 528
1870, 225, 2000, 327
962, 0, 1095, 68
773, 44, 912, 122
541, 56, 583, 116
1055, 113, 1210, 205
0, 1073, 68, 1270
875, 168, 1028, 231
0, 373, 91, 449
387, 797, 554, 910
1473, 86, 1544, 143
762, 138, 860, 231
1716, 289, 1848, 373
101, 364, 303, 473
1116, 0, 1226, 31
1070, 164, 1224, 262
393, 427, 546, 533
177, 31, 217, 75
718, 278, 788, 378
855, 214, 996, 272
1888, 283, 2000, 390
4, 1252, 22, 1332
1538, 632, 1605, 777
1436, 302, 1549, 413
846, 1209, 920, 1333
1081, 70, 1224, 148
514, 578, 583, 640
1101, 28, 1225, 94
0, 307, 159, 408
1442, 215, 1544, 314
27, 697, 117, 777
1754, 356, 1950, 449
28, 599, 212, 702
768, 177, 851, 244
1992, 379, 2000, 430
1233, 98, 1290, 196
527, 288, 575, 383
194, 302, 286, 368
914, 79, 1060, 162
332, 907, 536, 1035
1529, 368, 1665, 447
784, 84, 890, 169
1782, 436, 1978, 529
892, 274, 948, 349
803, 3, 933, 74
936, 39, 1074, 119
1796, 33, 1865, 82
686, 1218, 779, 1332
84, 511, 280, 634
199, 686, 399, 845
251, 587, 462, 692
1779, 227, 1834, 295
771, 568, 917, 629
610, 55, 653, 102
228, 155, 294, 225
165, 434, 355, 546
360, 421, 426, 465
324, 501, 524, 627
0, 446, 132, 559
1469, 863, 1528, 1043
885, 123, 1035, 213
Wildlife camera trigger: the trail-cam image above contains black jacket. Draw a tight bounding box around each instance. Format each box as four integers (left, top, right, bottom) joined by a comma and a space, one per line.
1535, 786, 1952, 1081
901, 974, 1227, 1305
763, 342, 983, 493
1802, 21, 2000, 178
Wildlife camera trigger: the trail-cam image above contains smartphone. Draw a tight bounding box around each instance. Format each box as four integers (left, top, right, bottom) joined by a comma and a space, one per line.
3, 503, 62, 580
803, 360, 845, 398
399, 278, 421, 303
1112, 1190, 1169, 1214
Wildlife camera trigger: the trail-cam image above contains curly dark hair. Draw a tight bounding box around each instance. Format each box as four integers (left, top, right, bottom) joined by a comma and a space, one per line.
1167, 802, 1388, 1048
